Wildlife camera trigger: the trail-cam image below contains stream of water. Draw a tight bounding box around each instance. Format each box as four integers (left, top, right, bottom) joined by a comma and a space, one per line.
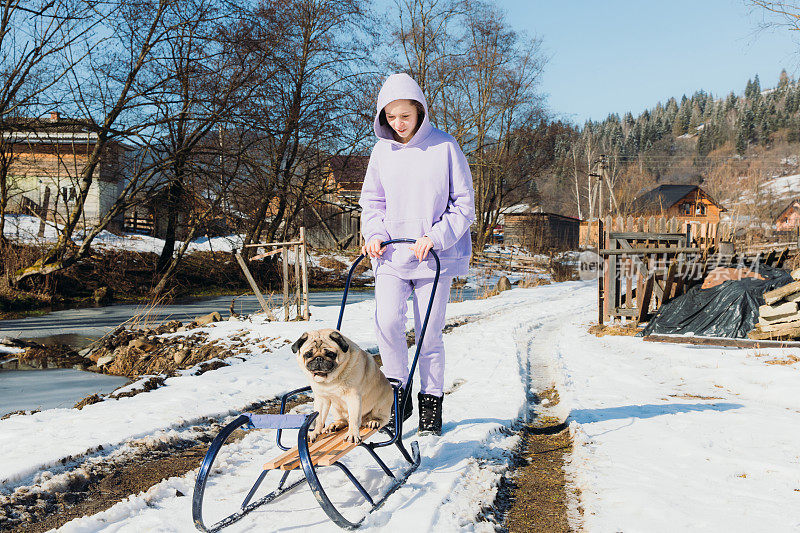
0, 286, 477, 416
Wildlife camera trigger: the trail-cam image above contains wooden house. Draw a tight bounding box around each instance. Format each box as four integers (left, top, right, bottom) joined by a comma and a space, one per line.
4, 113, 131, 230
297, 154, 369, 248
775, 199, 800, 232
629, 184, 725, 223
504, 212, 580, 252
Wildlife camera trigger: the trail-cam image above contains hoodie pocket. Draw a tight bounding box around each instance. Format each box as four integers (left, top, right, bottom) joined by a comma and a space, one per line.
382, 218, 429, 266
384, 218, 428, 240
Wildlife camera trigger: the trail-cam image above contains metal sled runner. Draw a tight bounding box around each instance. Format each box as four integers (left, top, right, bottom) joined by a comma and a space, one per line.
192, 239, 441, 531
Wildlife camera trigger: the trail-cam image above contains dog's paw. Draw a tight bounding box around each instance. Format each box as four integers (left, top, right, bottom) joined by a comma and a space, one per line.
344, 431, 362, 444
325, 420, 347, 432
308, 429, 324, 442
365, 419, 382, 429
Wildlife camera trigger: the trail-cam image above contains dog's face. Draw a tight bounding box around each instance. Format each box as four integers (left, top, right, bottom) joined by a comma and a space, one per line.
291, 329, 350, 383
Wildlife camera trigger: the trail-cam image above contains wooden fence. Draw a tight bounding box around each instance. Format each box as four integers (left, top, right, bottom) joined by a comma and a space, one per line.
583, 216, 732, 250
597, 216, 799, 325
235, 227, 310, 321
599, 217, 726, 325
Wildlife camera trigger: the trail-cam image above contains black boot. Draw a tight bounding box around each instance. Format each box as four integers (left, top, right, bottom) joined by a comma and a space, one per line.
418, 392, 443, 436
383, 387, 413, 435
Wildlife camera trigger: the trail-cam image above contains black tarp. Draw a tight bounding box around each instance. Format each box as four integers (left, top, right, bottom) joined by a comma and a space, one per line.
639, 264, 793, 338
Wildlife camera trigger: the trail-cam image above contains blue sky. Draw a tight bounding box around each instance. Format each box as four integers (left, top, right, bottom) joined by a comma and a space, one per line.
498, 0, 800, 124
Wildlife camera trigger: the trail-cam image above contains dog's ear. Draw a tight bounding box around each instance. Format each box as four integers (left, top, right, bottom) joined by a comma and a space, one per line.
329, 331, 349, 353
291, 333, 309, 354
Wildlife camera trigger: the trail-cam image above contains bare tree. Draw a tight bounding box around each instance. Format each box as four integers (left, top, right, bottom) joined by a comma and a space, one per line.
236, 0, 376, 255
13, 0, 210, 283
0, 0, 98, 246
145, 0, 275, 277
391, 0, 547, 251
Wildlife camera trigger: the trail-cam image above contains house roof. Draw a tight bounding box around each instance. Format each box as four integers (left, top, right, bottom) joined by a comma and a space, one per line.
775, 199, 800, 222
2, 116, 135, 149
630, 184, 724, 213
328, 155, 369, 191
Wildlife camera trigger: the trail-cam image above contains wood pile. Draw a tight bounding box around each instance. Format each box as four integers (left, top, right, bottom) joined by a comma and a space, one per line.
749, 268, 800, 340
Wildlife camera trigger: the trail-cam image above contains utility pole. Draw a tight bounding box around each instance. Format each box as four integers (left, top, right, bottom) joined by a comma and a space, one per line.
589, 157, 605, 249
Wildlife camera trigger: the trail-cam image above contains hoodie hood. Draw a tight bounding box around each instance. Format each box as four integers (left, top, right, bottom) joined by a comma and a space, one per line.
374, 73, 433, 147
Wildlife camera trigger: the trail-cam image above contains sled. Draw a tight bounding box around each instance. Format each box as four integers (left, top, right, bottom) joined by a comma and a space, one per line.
192, 238, 440, 531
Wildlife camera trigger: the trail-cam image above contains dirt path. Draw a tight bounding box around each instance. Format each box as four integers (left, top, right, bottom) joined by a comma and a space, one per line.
504, 388, 576, 532
1, 397, 309, 532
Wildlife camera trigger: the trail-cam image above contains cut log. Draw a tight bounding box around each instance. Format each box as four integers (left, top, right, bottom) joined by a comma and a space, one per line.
758, 311, 800, 327
785, 291, 800, 303
755, 318, 800, 333
763, 280, 800, 305
758, 301, 798, 319
791, 268, 800, 281
644, 334, 800, 349
748, 323, 800, 340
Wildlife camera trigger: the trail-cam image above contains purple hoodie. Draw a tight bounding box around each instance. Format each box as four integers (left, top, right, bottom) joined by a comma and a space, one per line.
359, 73, 475, 279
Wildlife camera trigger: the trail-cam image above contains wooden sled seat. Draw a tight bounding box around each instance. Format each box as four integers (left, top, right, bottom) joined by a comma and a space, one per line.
264, 427, 378, 471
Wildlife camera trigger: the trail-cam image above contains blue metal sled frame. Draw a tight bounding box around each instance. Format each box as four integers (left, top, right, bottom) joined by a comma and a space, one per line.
192, 239, 439, 531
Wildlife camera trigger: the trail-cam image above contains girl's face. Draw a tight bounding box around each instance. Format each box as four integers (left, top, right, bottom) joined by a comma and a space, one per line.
384, 99, 419, 143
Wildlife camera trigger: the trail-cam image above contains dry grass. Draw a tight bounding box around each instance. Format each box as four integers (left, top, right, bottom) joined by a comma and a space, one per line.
478, 286, 500, 299
503, 385, 576, 533
765, 354, 800, 365
669, 393, 724, 400
518, 275, 550, 288
749, 350, 800, 366
588, 323, 641, 337
319, 256, 347, 270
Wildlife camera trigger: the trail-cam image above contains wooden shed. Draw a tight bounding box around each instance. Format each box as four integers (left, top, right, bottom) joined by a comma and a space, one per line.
630, 184, 725, 223
504, 212, 580, 252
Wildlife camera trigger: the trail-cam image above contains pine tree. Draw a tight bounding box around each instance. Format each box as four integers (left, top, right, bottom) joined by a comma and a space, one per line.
725, 92, 737, 112
779, 68, 790, 90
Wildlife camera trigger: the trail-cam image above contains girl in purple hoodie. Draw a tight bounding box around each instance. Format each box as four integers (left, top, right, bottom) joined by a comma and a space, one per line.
359, 73, 475, 436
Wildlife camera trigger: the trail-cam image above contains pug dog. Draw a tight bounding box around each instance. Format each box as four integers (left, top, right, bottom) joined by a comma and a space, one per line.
292, 329, 393, 444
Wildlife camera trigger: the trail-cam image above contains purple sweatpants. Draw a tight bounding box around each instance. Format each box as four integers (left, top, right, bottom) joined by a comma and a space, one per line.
374, 273, 453, 397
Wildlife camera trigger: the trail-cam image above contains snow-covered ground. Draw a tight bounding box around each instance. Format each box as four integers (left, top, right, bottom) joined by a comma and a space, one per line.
2, 214, 244, 254
759, 173, 800, 199
2, 280, 799, 531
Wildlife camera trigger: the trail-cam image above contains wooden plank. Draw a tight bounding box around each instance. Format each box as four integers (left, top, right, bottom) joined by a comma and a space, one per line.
764, 280, 800, 305
294, 245, 301, 318
756, 317, 800, 332
759, 302, 798, 319
242, 240, 303, 248
637, 274, 655, 323
625, 258, 633, 309
600, 247, 703, 255
643, 334, 800, 349
250, 248, 283, 260
608, 232, 684, 240
748, 324, 800, 340
775, 248, 788, 268
282, 246, 290, 321
235, 252, 270, 314
279, 429, 350, 471
609, 236, 618, 319
612, 308, 639, 317
661, 261, 678, 305
316, 427, 379, 466
263, 429, 339, 470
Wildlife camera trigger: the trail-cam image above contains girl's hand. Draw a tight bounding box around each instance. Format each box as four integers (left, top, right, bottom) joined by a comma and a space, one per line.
362, 238, 386, 258
410, 236, 434, 261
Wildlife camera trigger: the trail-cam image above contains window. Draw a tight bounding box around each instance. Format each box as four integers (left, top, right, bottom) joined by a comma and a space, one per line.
697, 203, 706, 216
679, 203, 692, 215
